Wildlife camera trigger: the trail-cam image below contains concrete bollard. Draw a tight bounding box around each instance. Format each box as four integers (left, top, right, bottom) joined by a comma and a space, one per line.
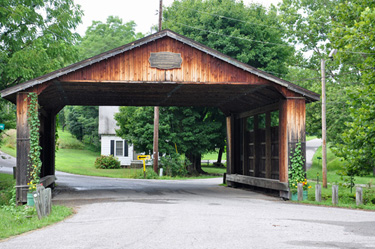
159, 168, 163, 177
332, 185, 339, 205
315, 184, 322, 202
297, 183, 303, 201
356, 187, 363, 206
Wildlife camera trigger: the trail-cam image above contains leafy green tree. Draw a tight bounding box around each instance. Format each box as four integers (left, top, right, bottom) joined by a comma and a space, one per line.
279, 0, 361, 144
115, 106, 225, 174
77, 16, 144, 60
164, 0, 294, 76
0, 0, 82, 143
64, 106, 99, 149
0, 0, 82, 90
329, 0, 375, 176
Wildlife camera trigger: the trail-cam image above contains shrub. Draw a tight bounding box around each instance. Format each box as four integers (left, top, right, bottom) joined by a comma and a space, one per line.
94, 155, 121, 169
159, 154, 188, 177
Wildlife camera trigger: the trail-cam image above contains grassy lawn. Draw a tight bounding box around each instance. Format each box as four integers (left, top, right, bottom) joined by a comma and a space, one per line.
307, 146, 375, 185
0, 173, 73, 240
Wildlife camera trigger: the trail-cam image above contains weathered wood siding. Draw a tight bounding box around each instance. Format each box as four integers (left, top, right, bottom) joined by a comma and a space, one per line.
59, 37, 270, 85
16, 93, 31, 204
279, 98, 306, 183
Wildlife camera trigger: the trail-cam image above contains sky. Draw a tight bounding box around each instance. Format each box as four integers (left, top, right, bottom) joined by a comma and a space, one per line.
74, 0, 282, 36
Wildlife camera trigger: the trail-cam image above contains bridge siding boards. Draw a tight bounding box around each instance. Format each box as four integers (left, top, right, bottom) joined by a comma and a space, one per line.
1, 30, 317, 203
59, 37, 266, 84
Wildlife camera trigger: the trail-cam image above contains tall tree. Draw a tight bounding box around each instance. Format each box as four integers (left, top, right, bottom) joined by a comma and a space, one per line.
77, 16, 144, 60
115, 106, 225, 174
0, 0, 82, 90
0, 0, 82, 143
278, 0, 360, 144
329, 0, 375, 176
164, 0, 294, 76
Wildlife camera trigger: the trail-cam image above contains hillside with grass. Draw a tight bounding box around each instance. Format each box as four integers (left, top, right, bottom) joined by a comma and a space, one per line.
1, 129, 225, 179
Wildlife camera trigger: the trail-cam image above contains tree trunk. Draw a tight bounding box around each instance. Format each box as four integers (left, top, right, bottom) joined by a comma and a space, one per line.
186, 152, 205, 175
214, 147, 225, 167
217, 147, 223, 163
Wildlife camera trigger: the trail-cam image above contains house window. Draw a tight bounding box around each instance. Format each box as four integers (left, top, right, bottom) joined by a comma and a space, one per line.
116, 141, 123, 156
111, 140, 129, 157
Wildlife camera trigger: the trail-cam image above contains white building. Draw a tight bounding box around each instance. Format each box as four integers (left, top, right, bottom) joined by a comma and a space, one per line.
98, 106, 135, 166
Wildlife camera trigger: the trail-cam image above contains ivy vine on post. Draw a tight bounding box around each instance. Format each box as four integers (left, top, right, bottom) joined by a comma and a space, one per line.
289, 142, 310, 192
26, 93, 42, 193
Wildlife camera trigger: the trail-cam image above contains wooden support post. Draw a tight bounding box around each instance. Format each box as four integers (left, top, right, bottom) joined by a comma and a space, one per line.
315, 184, 322, 202
16, 93, 31, 204
279, 98, 306, 199
332, 185, 339, 205
356, 187, 363, 206
226, 116, 234, 175
297, 183, 303, 201
265, 112, 272, 179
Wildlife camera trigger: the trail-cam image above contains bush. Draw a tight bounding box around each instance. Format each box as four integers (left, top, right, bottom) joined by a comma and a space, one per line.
94, 155, 121, 169
159, 154, 188, 177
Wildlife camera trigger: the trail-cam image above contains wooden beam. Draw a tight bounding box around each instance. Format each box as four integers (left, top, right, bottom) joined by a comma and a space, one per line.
236, 103, 279, 119
226, 174, 289, 191
16, 93, 31, 204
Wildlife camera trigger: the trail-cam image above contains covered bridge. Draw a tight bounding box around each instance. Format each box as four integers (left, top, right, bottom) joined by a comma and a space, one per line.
0, 30, 319, 203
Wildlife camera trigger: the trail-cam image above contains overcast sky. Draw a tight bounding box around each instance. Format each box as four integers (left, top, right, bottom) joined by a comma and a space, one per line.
73, 0, 282, 36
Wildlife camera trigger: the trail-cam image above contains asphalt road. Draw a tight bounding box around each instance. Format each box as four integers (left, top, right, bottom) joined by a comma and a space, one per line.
2, 145, 375, 249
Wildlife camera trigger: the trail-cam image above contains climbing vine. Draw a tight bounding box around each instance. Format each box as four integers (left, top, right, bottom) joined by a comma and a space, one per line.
289, 142, 310, 191
26, 93, 42, 193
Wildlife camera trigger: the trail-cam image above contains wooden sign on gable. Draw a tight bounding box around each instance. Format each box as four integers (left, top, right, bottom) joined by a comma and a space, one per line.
149, 52, 182, 70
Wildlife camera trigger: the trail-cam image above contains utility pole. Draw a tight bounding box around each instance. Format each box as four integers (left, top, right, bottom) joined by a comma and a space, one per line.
153, 0, 162, 173
321, 58, 327, 188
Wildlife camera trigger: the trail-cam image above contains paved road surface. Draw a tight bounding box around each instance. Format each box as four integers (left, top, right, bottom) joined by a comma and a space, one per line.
2, 143, 375, 249
306, 138, 322, 170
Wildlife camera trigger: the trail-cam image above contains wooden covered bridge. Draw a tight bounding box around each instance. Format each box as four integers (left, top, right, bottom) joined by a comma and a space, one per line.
0, 30, 319, 203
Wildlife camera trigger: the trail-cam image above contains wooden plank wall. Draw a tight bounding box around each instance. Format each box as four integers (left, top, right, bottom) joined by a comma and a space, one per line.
235, 111, 279, 180
59, 37, 270, 85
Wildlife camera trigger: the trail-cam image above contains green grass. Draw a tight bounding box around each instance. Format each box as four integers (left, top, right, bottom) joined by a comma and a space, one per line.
57, 129, 84, 150
202, 150, 226, 161
307, 146, 375, 185
0, 129, 16, 157
293, 181, 375, 210
306, 135, 318, 141
0, 205, 73, 240
0, 173, 73, 240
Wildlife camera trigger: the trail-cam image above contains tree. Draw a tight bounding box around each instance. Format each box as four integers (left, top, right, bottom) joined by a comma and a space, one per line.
278, 0, 361, 144
115, 106, 225, 174
329, 1, 375, 176
0, 0, 82, 90
164, 0, 294, 76
64, 106, 99, 150
0, 0, 82, 144
77, 16, 144, 60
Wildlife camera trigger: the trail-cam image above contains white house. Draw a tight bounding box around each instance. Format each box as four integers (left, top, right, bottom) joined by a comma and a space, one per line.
98, 106, 135, 166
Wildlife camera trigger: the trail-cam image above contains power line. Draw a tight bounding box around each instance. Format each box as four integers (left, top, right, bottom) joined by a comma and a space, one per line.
167, 6, 375, 56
